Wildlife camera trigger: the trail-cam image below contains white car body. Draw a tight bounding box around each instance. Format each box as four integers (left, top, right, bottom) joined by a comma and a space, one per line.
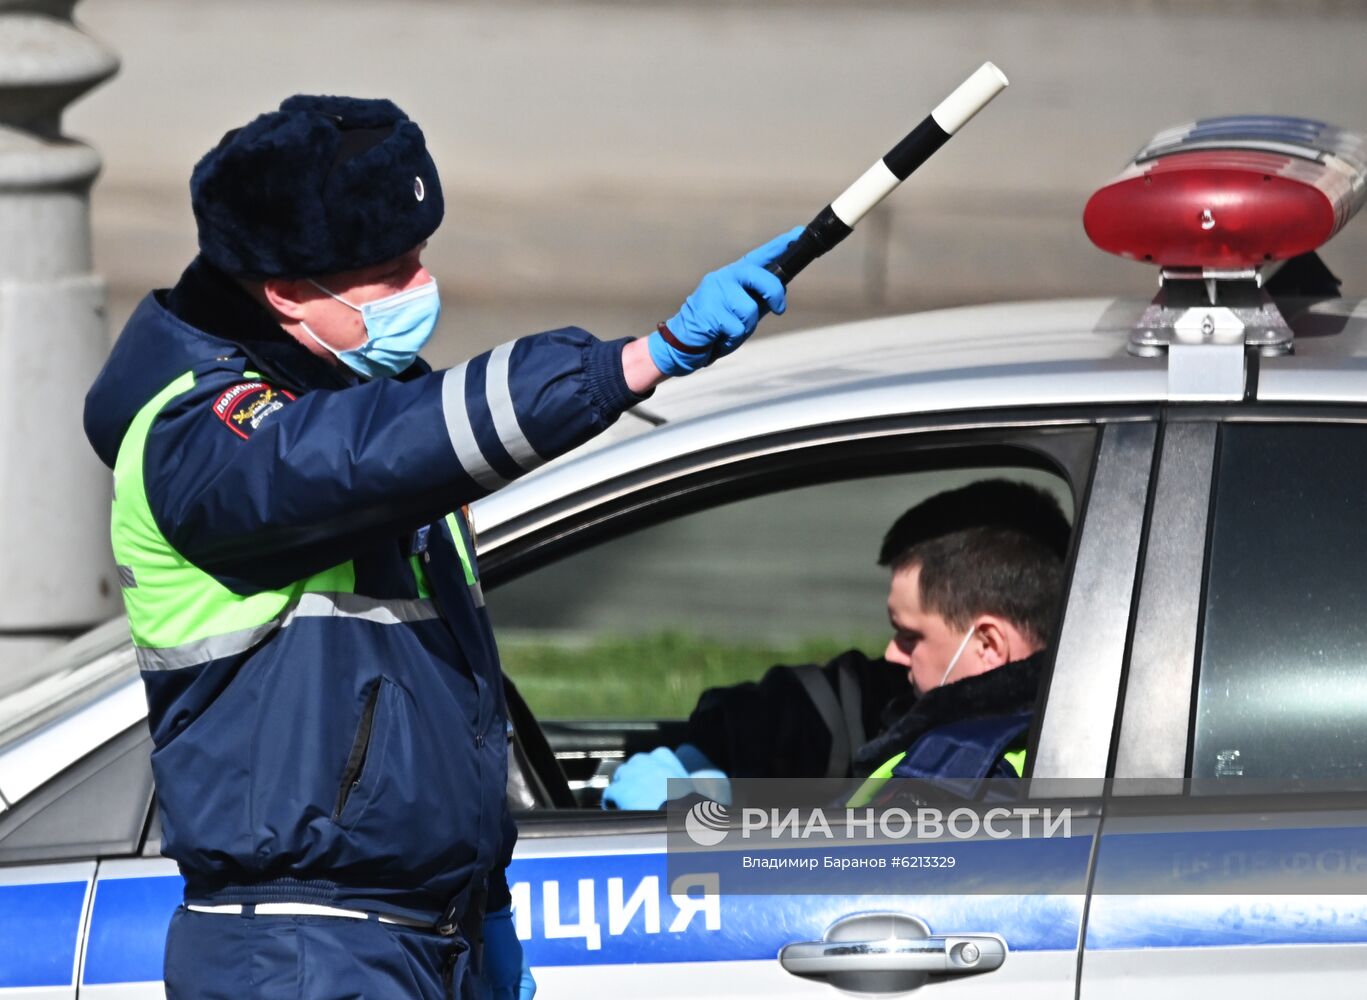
4, 290, 1367, 998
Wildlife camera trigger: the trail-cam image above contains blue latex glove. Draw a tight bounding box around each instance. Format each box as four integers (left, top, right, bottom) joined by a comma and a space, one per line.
601, 746, 688, 810
649, 226, 804, 376
601, 745, 731, 810
478, 905, 535, 1000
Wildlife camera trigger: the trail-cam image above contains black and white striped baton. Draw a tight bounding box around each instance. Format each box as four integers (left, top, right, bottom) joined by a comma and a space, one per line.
762, 62, 1008, 293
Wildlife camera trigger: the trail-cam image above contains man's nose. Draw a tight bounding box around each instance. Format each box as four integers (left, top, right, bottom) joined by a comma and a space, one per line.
884, 637, 907, 666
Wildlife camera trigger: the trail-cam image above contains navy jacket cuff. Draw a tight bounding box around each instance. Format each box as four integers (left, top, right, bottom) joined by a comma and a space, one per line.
586, 337, 654, 417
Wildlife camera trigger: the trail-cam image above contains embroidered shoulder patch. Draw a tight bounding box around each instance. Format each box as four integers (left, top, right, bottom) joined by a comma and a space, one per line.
212, 381, 296, 439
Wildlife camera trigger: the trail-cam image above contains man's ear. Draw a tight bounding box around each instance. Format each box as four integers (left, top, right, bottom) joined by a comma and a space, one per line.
261, 277, 312, 321
973, 616, 1015, 669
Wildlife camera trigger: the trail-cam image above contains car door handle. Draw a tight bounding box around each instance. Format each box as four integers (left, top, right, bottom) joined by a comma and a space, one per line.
779, 912, 1006, 994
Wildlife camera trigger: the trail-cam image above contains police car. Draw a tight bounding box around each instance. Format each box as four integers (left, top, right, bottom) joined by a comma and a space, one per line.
3, 116, 1367, 998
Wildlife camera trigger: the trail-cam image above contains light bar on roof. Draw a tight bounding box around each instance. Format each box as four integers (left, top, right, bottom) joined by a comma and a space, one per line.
1084, 115, 1366, 270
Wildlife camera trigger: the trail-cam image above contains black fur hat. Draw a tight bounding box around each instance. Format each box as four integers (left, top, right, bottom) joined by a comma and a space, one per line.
190, 94, 444, 278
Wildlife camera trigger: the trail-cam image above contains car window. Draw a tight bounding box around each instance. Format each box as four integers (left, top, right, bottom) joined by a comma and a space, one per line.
1193, 423, 1367, 790
488, 466, 1072, 722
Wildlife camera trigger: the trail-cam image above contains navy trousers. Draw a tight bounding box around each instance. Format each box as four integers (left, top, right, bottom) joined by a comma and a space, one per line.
164, 907, 473, 1000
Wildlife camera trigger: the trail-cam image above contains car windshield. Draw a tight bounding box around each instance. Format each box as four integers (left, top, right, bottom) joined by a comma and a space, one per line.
0, 617, 137, 752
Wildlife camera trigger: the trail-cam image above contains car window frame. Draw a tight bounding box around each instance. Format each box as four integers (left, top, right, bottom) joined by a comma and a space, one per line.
479, 406, 1127, 583
1111, 415, 1218, 792
1114, 405, 1367, 800
477, 404, 1159, 829
1030, 419, 1157, 788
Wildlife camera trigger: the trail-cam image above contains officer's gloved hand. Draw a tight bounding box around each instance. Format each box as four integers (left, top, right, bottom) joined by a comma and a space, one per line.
478, 906, 535, 1000
601, 745, 731, 810
648, 227, 803, 377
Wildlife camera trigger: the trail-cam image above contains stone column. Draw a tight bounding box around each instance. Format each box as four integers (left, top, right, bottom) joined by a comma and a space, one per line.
0, 0, 118, 695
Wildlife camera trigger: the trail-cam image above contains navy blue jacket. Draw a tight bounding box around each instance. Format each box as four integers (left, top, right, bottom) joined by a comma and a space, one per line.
685, 650, 1038, 782
686, 650, 912, 778
85, 259, 644, 925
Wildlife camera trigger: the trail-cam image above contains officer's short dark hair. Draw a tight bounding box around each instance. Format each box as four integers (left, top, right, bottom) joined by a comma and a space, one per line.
877, 480, 1070, 646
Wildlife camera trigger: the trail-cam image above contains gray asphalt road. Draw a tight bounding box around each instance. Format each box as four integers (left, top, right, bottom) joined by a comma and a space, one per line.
68, 0, 1367, 360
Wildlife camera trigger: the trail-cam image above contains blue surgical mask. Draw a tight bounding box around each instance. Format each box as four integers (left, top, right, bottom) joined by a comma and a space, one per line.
301, 278, 440, 379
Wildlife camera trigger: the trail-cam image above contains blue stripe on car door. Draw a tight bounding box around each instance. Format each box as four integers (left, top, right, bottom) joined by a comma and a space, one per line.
83, 875, 184, 984
0, 881, 86, 988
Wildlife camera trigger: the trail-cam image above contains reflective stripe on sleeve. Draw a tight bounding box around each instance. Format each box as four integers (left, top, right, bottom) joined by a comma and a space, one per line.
441, 363, 509, 492
134, 593, 440, 671
485, 341, 545, 473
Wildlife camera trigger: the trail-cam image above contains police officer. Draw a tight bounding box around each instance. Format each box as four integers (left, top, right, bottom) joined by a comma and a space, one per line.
82, 94, 800, 999
602, 480, 1068, 808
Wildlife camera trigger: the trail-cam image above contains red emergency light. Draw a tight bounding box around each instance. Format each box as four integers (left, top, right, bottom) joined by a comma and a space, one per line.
1084, 116, 1366, 270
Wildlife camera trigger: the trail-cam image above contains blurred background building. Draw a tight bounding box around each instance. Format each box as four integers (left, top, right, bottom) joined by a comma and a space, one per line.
69, 0, 1367, 366
3, 0, 1365, 678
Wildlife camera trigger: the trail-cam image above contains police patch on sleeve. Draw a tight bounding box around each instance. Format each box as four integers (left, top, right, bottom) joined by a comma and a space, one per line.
212, 381, 296, 439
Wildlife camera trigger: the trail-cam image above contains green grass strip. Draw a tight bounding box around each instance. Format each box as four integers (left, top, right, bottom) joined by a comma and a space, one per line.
498, 631, 884, 720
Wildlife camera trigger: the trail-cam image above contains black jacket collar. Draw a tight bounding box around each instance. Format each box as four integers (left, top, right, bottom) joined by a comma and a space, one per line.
854, 652, 1046, 770
166, 257, 435, 393
165, 256, 356, 394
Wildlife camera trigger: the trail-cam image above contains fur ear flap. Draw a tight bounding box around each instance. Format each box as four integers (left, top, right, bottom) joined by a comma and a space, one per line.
191, 94, 444, 278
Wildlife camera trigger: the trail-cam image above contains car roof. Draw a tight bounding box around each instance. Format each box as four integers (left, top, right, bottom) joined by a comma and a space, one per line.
626, 297, 1152, 423
617, 293, 1367, 420
474, 294, 1367, 536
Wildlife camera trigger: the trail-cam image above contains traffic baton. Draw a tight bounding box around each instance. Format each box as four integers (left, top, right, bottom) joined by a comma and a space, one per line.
763, 62, 1009, 292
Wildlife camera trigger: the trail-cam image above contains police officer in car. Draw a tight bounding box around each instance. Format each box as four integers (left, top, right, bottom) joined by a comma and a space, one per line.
603, 480, 1068, 808
82, 94, 800, 1000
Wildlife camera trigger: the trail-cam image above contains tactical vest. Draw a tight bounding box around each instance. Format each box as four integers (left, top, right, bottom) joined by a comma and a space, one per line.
847, 712, 1031, 808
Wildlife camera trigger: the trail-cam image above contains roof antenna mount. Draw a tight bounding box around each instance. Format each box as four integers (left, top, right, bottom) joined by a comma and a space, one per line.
1128, 264, 1293, 360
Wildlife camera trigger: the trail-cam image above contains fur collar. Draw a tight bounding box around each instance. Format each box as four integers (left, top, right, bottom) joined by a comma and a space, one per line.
854, 652, 1045, 771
